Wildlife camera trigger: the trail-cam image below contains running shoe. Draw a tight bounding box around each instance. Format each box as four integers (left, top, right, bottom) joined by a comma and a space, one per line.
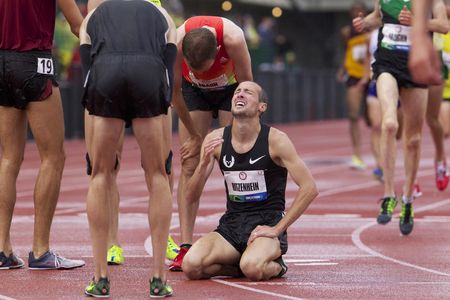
166, 235, 180, 261
274, 256, 288, 278
150, 277, 173, 298
107, 245, 124, 265
350, 155, 367, 170
28, 250, 85, 270
412, 182, 423, 198
377, 196, 397, 224
0, 251, 24, 269
168, 244, 191, 272
435, 161, 450, 191
399, 202, 414, 235
372, 167, 384, 183
85, 277, 110, 298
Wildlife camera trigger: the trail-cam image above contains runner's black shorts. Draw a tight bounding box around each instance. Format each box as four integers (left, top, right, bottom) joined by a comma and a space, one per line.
373, 49, 427, 89
182, 78, 237, 118
84, 54, 170, 124
215, 210, 288, 255
0, 50, 57, 110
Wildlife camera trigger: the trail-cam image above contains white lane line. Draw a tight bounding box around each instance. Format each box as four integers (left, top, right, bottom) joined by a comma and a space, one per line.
0, 295, 17, 300
285, 259, 329, 263
351, 198, 450, 277
294, 263, 338, 266
400, 282, 450, 285
211, 279, 305, 300
233, 282, 316, 286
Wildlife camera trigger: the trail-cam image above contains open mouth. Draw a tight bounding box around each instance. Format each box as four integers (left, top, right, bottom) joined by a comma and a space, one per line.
235, 100, 246, 107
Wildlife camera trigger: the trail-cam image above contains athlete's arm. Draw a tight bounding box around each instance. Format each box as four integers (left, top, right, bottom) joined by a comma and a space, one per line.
248, 129, 318, 243
171, 24, 202, 161
428, 0, 450, 34
223, 19, 253, 82
58, 0, 83, 37
185, 130, 225, 204
353, 0, 382, 33
410, 0, 443, 84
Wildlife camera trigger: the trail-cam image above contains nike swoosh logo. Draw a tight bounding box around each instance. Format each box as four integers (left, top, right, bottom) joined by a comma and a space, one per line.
249, 155, 266, 164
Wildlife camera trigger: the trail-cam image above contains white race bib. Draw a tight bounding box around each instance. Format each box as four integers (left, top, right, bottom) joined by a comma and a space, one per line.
443, 52, 450, 69
381, 24, 411, 51
224, 170, 268, 202
37, 58, 54, 75
352, 44, 368, 63
189, 72, 229, 90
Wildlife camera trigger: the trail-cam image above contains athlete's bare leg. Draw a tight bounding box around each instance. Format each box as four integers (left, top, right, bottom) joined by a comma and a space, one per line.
346, 84, 365, 161
27, 87, 66, 258
85, 110, 123, 249
377, 73, 400, 197
177, 111, 213, 245
0, 107, 27, 255
439, 101, 450, 137
367, 96, 382, 169
400, 88, 428, 197
427, 84, 446, 162
87, 116, 124, 280
133, 115, 172, 280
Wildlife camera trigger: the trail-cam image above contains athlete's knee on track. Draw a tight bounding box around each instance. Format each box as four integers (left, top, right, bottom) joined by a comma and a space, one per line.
239, 256, 264, 281
182, 252, 204, 280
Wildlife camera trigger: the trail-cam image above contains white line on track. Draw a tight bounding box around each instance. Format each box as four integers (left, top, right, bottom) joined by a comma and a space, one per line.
0, 295, 17, 300
211, 279, 305, 300
294, 263, 338, 266
351, 199, 450, 277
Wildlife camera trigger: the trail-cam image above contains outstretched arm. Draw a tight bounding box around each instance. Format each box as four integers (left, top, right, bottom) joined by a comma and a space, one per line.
248, 129, 318, 243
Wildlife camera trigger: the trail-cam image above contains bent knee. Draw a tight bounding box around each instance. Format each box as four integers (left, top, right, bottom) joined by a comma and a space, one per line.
182, 256, 204, 280
240, 258, 264, 281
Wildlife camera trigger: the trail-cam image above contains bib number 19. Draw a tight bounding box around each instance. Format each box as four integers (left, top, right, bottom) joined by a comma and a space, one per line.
37, 58, 54, 75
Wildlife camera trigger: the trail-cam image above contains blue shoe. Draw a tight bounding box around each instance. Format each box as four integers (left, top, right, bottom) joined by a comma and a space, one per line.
0, 252, 24, 270
28, 250, 85, 270
372, 167, 383, 183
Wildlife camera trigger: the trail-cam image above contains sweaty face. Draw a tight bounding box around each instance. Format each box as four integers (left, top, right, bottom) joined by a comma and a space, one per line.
231, 82, 263, 118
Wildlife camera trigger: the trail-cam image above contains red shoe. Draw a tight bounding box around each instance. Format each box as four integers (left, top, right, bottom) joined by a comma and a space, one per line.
436, 161, 450, 191
168, 245, 190, 272
412, 182, 422, 198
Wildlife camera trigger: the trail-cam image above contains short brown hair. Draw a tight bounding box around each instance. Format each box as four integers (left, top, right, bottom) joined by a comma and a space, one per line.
182, 28, 217, 70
